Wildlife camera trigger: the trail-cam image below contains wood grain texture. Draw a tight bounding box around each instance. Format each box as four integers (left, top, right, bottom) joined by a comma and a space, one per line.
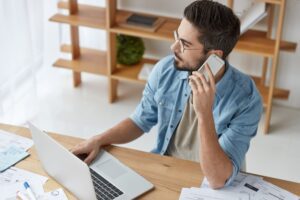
1, 123, 300, 199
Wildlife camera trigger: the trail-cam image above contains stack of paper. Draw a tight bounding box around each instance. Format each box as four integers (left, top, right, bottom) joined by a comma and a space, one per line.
0, 130, 34, 172
0, 167, 68, 200
179, 172, 299, 200
38, 188, 69, 200
0, 145, 29, 172
0, 130, 68, 199
0, 167, 48, 199
180, 187, 249, 200
0, 129, 34, 151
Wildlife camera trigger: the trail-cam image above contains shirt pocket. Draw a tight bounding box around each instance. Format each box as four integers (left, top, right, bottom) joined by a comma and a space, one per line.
154, 93, 174, 124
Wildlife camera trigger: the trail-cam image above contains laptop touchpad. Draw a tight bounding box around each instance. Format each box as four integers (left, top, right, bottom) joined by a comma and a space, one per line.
95, 159, 127, 179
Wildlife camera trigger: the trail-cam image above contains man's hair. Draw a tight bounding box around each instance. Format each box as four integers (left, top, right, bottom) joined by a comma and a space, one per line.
184, 0, 240, 59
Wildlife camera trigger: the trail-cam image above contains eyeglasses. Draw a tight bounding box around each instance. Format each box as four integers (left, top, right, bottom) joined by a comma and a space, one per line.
173, 30, 203, 53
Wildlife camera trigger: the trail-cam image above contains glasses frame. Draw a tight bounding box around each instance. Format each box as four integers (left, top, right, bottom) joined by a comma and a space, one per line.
173, 30, 203, 53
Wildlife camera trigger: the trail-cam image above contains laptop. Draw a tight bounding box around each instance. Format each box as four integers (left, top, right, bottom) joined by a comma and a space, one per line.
28, 123, 154, 200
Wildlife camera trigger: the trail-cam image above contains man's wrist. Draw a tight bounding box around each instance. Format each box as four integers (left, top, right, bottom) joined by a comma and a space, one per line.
197, 111, 213, 125
93, 134, 105, 146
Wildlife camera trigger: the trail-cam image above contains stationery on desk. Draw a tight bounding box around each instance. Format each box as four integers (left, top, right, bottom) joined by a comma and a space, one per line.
0, 129, 33, 172
0, 167, 47, 199
179, 187, 249, 200
179, 172, 300, 200
0, 129, 68, 200
0, 145, 29, 172
0, 129, 33, 151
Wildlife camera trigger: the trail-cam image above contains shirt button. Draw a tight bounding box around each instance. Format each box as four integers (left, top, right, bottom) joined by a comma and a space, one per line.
170, 125, 174, 128
184, 94, 188, 97
178, 109, 182, 113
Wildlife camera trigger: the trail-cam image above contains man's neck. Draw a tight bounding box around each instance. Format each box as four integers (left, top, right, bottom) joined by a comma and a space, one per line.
214, 64, 226, 83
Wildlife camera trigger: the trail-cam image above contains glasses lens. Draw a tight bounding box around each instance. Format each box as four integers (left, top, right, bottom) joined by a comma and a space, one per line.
174, 31, 184, 53
179, 41, 184, 53
174, 31, 178, 40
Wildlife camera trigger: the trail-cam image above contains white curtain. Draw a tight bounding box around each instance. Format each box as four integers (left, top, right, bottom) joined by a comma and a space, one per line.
0, 0, 43, 124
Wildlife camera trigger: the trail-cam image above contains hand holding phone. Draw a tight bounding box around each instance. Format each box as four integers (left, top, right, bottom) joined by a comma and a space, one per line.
198, 54, 224, 81
189, 54, 224, 116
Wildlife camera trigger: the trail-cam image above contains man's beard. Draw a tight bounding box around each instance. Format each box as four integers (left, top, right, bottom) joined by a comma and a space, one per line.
173, 53, 208, 72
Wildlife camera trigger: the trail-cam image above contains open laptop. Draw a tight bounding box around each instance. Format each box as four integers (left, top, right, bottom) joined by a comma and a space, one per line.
28, 123, 154, 200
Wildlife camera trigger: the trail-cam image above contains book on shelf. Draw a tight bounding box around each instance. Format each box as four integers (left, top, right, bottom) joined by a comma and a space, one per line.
118, 13, 166, 32
138, 63, 155, 81
236, 2, 267, 34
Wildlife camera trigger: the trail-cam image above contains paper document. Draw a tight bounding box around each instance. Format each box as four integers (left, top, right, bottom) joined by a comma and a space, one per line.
0, 129, 33, 150
179, 188, 249, 200
0, 180, 44, 200
38, 188, 68, 200
200, 173, 299, 200
0, 167, 48, 185
0, 145, 29, 172
0, 167, 48, 199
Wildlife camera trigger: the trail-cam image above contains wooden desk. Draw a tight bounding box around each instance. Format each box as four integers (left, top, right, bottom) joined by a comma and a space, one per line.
1, 123, 300, 199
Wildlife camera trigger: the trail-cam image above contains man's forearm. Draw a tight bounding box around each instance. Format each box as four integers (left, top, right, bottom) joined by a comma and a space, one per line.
198, 112, 233, 189
95, 118, 144, 146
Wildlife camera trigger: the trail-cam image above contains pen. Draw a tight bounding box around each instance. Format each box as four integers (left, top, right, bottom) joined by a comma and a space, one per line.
16, 191, 30, 200
23, 181, 37, 200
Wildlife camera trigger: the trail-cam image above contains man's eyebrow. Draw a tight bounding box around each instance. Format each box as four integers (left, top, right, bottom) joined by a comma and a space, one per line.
180, 38, 193, 45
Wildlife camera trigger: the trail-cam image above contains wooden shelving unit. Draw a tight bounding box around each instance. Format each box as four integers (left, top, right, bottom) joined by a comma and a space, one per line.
50, 0, 297, 133
54, 44, 107, 75
227, 0, 297, 133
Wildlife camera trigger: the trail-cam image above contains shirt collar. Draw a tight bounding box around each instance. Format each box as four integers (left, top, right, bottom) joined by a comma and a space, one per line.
177, 71, 190, 80
175, 60, 234, 98
215, 60, 234, 98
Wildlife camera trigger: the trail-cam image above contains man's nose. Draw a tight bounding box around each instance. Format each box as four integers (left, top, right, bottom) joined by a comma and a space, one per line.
170, 40, 180, 52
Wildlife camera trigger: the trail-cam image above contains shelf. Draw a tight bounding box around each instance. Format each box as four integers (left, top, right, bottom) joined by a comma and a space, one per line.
49, 2, 106, 29
53, 45, 108, 75
251, 76, 289, 107
111, 58, 158, 84
235, 30, 297, 57
110, 10, 180, 41
258, 0, 282, 5
110, 11, 296, 58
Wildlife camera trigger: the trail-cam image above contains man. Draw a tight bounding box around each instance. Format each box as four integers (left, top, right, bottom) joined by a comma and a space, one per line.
72, 0, 263, 189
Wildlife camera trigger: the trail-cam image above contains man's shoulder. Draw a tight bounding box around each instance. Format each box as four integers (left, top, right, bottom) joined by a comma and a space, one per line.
227, 64, 262, 107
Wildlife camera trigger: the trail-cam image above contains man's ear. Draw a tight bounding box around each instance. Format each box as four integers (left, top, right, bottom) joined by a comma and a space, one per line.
208, 50, 224, 58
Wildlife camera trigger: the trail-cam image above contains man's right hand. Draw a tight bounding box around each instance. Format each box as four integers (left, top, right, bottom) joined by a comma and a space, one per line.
71, 136, 102, 165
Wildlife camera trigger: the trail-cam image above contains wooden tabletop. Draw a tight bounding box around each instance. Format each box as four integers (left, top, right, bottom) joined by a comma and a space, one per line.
1, 123, 299, 199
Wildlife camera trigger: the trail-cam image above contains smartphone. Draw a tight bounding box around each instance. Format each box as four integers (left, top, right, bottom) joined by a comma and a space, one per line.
198, 54, 225, 81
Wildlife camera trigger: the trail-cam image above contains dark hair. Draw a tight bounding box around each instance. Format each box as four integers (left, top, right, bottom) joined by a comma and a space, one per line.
184, 0, 240, 59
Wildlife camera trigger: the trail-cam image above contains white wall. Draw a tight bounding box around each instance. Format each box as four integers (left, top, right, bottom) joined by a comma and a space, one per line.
46, 0, 300, 108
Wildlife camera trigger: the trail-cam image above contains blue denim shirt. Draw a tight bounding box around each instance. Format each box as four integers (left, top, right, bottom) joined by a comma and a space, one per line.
130, 55, 263, 185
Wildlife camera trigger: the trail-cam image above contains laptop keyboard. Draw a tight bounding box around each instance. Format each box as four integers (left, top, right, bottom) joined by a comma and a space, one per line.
90, 168, 124, 200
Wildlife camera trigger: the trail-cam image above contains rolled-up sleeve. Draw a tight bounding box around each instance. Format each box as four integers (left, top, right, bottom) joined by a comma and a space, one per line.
219, 93, 263, 186
129, 61, 163, 133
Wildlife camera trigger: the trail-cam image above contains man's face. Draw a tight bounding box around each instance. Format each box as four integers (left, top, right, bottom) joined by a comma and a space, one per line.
170, 18, 208, 72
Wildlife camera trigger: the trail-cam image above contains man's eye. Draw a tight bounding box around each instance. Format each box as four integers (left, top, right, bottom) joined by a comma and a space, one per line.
183, 43, 190, 48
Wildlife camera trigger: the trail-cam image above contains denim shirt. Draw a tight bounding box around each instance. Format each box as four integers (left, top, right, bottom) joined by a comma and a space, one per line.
130, 55, 263, 185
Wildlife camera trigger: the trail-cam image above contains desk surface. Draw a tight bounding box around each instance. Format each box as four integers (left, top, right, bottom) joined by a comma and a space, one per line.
1, 123, 299, 199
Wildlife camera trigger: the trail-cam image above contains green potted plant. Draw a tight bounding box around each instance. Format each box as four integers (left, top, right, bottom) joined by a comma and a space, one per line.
116, 34, 145, 65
